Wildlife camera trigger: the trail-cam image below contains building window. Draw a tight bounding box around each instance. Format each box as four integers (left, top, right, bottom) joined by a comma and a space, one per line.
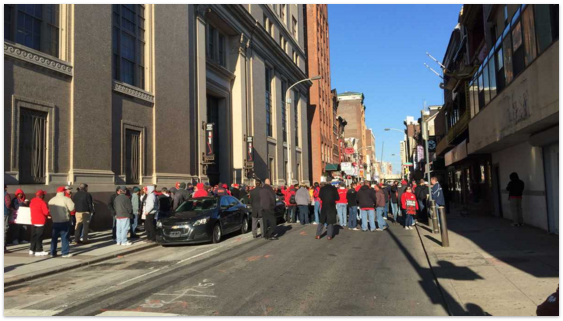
19, 108, 47, 184
207, 24, 227, 67
125, 129, 140, 184
4, 4, 60, 57
534, 4, 559, 54
292, 17, 297, 38
113, 4, 145, 89
522, 5, 537, 65
280, 4, 286, 23
281, 81, 287, 142
265, 68, 273, 137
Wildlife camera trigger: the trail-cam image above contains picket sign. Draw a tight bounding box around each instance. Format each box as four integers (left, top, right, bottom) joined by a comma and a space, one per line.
14, 207, 32, 225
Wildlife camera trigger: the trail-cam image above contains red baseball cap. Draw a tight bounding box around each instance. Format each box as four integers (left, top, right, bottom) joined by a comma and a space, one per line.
35, 190, 47, 196
57, 186, 66, 193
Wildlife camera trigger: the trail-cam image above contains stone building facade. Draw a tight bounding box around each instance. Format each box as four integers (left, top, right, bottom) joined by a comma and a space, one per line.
4, 4, 310, 230
337, 92, 367, 167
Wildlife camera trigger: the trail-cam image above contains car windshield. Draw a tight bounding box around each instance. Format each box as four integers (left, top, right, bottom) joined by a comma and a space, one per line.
175, 198, 217, 212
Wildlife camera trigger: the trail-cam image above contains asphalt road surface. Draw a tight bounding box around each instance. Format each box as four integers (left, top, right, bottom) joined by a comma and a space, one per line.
4, 221, 449, 316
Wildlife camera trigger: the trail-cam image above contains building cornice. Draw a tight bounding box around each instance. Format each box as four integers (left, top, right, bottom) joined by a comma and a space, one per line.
112, 80, 155, 104
4, 41, 73, 77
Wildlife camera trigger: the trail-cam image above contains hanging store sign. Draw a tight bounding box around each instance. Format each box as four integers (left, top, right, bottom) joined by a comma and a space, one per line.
345, 147, 355, 155
246, 136, 254, 164
205, 123, 215, 161
340, 162, 353, 171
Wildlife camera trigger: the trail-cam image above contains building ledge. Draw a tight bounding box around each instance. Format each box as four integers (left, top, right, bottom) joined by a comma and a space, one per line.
267, 137, 277, 144
112, 81, 155, 104
4, 41, 73, 77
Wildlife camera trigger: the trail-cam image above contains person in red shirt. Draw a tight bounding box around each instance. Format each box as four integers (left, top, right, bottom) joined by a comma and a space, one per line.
401, 185, 419, 230
29, 190, 50, 256
336, 184, 348, 226
193, 183, 209, 198
281, 185, 297, 223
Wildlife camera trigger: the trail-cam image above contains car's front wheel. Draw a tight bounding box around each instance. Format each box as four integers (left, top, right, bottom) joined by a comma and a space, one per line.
212, 223, 222, 244
240, 216, 249, 234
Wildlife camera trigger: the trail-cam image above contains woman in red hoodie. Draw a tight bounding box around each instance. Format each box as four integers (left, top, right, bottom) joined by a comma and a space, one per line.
29, 190, 50, 256
401, 185, 419, 230
9, 189, 28, 245
282, 185, 297, 223
193, 183, 209, 198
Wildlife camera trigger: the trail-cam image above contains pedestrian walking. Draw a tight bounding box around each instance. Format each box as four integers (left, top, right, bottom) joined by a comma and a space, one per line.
346, 183, 359, 230
71, 183, 94, 244
172, 182, 190, 211
250, 181, 264, 238
312, 183, 321, 224
295, 185, 311, 225
108, 186, 120, 241
29, 190, 50, 256
143, 186, 158, 243
130, 186, 141, 238
356, 182, 377, 232
316, 182, 338, 240
48, 186, 75, 258
336, 184, 348, 226
390, 181, 399, 223
506, 172, 525, 227
430, 176, 446, 226
259, 179, 278, 240
374, 184, 389, 231
114, 186, 133, 246
9, 189, 28, 245
4, 185, 12, 253
401, 185, 419, 230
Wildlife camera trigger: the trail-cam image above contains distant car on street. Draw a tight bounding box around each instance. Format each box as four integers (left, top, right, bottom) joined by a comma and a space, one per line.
156, 196, 250, 245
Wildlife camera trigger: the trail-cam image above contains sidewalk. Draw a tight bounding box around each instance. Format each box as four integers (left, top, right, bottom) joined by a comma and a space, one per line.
4, 230, 158, 286
416, 208, 558, 316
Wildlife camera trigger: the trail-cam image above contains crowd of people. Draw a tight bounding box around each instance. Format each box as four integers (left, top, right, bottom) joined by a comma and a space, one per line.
2, 176, 447, 255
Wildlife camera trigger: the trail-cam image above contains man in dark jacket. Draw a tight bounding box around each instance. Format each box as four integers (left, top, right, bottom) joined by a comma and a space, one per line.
357, 182, 377, 232
114, 186, 133, 246
259, 179, 277, 240
506, 172, 525, 227
250, 182, 264, 239
316, 183, 339, 240
346, 183, 359, 230
416, 179, 430, 222
374, 184, 388, 231
72, 183, 94, 244
157, 187, 172, 219
431, 177, 446, 226
172, 182, 190, 211
230, 184, 241, 199
108, 187, 120, 241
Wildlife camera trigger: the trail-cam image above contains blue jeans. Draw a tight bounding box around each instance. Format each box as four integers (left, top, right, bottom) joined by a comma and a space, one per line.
116, 218, 130, 244
51, 222, 70, 256
384, 201, 389, 218
405, 214, 414, 227
361, 209, 376, 231
131, 214, 139, 234
348, 206, 358, 228
376, 207, 388, 229
391, 202, 399, 216
314, 201, 321, 223
336, 204, 347, 226
298, 205, 309, 225
287, 206, 297, 222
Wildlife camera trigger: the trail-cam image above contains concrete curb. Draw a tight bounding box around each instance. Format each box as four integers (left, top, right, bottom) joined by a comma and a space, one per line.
4, 242, 159, 287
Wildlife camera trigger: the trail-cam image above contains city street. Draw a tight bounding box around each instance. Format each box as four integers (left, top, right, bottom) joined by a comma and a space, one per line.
5, 222, 448, 316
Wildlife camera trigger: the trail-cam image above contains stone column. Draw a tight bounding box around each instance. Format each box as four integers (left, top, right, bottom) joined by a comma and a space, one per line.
231, 34, 250, 184
195, 5, 209, 183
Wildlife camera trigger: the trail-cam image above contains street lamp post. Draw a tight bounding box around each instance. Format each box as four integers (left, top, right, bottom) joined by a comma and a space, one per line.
286, 75, 321, 185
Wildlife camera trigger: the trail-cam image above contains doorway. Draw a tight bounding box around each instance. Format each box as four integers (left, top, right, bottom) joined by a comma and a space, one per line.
206, 94, 230, 186
543, 143, 559, 234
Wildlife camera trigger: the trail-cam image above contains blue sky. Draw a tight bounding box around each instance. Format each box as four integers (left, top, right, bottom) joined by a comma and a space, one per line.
329, 4, 462, 173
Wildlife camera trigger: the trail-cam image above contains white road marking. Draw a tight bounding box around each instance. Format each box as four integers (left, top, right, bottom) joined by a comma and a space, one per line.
117, 268, 162, 286
153, 293, 217, 298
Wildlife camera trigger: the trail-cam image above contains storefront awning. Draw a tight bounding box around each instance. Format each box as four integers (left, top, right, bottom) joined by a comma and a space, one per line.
325, 163, 340, 171
445, 139, 468, 166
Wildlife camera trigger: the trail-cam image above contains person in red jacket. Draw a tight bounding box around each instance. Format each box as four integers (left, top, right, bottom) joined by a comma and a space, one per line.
312, 183, 321, 224
336, 184, 348, 226
193, 183, 209, 198
282, 185, 297, 223
29, 190, 50, 256
401, 185, 419, 230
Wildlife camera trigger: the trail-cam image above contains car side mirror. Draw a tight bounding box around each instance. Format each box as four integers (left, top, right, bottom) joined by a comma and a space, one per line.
220, 205, 230, 211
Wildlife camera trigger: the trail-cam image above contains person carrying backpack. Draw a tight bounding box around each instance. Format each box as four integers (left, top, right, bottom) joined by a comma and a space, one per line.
282, 185, 297, 223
